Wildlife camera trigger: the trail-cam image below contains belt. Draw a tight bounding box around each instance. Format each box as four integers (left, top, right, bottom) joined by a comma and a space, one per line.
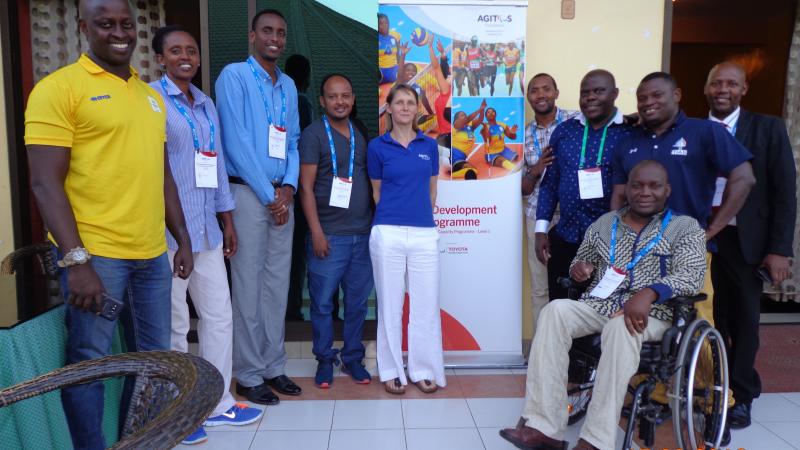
229, 176, 281, 188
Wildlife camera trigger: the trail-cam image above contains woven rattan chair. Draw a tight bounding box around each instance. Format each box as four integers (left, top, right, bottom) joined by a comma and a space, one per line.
0, 351, 223, 449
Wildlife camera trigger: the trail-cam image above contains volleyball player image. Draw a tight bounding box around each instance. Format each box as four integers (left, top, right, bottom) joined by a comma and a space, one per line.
481, 107, 520, 171
378, 13, 401, 84
502, 42, 521, 96
450, 99, 487, 180
397, 49, 435, 125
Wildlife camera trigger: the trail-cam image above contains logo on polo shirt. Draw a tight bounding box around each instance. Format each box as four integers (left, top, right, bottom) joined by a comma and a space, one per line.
418, 153, 431, 161
148, 96, 162, 113
90, 94, 111, 102
671, 138, 688, 156
628, 147, 638, 154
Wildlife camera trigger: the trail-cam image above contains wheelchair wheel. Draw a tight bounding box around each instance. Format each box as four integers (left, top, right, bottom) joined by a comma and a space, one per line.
671, 319, 729, 449
567, 382, 593, 425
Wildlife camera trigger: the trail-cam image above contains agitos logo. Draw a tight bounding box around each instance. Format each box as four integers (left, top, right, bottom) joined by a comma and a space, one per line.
477, 14, 513, 23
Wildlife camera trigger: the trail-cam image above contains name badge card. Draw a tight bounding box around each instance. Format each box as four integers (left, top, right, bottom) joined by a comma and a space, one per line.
195, 151, 218, 188
329, 177, 353, 209
268, 124, 287, 160
578, 167, 604, 199
589, 266, 627, 299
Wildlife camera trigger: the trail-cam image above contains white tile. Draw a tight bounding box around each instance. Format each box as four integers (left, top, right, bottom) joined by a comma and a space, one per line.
479, 427, 525, 450
782, 392, 800, 407
404, 428, 484, 450
174, 430, 255, 450
300, 341, 314, 358
257, 400, 334, 431
332, 399, 404, 430
250, 430, 329, 450
510, 368, 528, 375
729, 422, 797, 450
205, 401, 264, 432
284, 341, 302, 358
453, 368, 513, 376
284, 358, 318, 377
402, 399, 475, 428
365, 341, 377, 358
760, 422, 800, 449
467, 397, 525, 428
328, 429, 406, 450
752, 393, 800, 422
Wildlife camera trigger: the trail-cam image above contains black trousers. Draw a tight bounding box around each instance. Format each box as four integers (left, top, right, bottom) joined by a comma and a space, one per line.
547, 228, 581, 301
711, 225, 762, 405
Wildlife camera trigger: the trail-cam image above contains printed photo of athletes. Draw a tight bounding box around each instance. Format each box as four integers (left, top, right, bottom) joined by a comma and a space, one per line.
452, 38, 525, 98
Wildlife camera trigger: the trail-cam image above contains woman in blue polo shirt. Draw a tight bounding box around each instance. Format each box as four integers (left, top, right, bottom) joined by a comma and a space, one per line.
368, 83, 445, 395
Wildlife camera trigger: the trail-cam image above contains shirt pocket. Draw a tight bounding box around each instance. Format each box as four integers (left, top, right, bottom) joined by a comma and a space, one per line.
652, 253, 673, 278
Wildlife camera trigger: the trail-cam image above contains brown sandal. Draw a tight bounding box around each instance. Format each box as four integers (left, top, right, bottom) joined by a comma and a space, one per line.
415, 379, 438, 394
384, 378, 405, 395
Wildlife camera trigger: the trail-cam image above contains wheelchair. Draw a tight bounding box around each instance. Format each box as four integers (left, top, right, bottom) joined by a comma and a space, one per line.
558, 277, 730, 450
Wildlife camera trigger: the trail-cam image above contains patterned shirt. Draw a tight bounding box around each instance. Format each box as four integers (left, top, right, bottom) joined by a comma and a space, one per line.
150, 77, 235, 252
523, 107, 578, 219
571, 208, 707, 321
535, 110, 634, 243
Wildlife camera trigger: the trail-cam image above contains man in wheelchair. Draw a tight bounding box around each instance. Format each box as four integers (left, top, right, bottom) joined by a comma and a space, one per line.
500, 160, 708, 450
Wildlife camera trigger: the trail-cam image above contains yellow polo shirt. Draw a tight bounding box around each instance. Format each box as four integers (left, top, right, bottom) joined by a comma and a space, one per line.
25, 54, 168, 259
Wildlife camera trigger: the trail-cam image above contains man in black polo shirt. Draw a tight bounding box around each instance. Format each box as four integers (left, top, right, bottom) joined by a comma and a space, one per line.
705, 61, 796, 429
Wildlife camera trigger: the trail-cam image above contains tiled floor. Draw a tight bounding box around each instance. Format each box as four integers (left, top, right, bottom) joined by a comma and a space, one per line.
175, 360, 800, 449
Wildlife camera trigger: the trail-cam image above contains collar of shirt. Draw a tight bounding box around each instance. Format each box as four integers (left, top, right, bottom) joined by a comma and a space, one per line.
534, 107, 564, 129
160, 75, 209, 107
643, 110, 688, 136
78, 53, 138, 78
575, 108, 624, 127
613, 206, 669, 232
707, 106, 740, 130
247, 55, 286, 88
380, 130, 426, 147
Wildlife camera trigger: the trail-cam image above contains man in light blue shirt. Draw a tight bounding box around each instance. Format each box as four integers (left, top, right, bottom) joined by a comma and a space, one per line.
215, 8, 302, 405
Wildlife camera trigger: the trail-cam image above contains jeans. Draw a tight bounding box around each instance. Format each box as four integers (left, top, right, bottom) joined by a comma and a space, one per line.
306, 233, 373, 364
58, 250, 172, 450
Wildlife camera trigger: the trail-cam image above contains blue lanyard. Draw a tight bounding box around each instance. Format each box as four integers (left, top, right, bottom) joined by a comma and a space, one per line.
610, 209, 672, 272
532, 109, 563, 157
160, 77, 215, 152
246, 58, 286, 127
322, 116, 356, 181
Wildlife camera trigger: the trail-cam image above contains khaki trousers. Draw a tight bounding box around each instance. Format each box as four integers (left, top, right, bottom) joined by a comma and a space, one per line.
521, 299, 670, 450
525, 216, 550, 336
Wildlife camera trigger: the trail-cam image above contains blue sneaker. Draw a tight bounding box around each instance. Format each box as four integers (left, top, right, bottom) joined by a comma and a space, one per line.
181, 426, 208, 445
204, 403, 264, 427
342, 360, 371, 384
315, 360, 334, 388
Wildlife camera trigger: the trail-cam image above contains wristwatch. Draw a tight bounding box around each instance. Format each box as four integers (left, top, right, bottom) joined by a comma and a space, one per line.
57, 247, 92, 268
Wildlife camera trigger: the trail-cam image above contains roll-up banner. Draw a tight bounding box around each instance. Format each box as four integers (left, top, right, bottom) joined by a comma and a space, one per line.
378, 0, 527, 366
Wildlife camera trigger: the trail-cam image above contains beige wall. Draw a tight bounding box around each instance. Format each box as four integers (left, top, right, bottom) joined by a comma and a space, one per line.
521, 0, 667, 340
0, 31, 19, 327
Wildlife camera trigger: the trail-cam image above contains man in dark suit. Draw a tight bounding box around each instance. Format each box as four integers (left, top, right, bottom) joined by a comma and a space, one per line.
705, 61, 797, 429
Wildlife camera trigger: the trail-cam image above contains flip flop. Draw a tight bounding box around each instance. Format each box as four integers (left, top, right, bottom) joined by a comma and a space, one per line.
415, 379, 438, 394
384, 378, 405, 395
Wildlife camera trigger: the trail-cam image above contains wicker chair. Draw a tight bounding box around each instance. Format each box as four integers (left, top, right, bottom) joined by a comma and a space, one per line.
0, 351, 223, 449
0, 242, 62, 307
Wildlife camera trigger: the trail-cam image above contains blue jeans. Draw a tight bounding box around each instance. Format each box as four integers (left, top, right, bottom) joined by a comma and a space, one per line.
58, 251, 172, 450
306, 234, 373, 364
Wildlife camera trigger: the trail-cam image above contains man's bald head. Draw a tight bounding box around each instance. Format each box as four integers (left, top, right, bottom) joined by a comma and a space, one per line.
626, 160, 671, 218
79, 0, 133, 18
705, 61, 748, 119
582, 69, 616, 89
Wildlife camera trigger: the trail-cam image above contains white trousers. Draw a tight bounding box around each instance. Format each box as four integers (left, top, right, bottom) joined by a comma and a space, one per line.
525, 215, 550, 336
169, 245, 236, 416
370, 225, 446, 387
521, 299, 670, 450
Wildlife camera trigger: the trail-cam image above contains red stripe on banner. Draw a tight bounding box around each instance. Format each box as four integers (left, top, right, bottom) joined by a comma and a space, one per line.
401, 294, 481, 351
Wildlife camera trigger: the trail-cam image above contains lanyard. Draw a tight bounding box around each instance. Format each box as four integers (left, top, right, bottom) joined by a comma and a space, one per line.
160, 77, 215, 152
246, 58, 286, 127
579, 119, 611, 169
532, 109, 564, 157
610, 209, 672, 272
322, 116, 356, 181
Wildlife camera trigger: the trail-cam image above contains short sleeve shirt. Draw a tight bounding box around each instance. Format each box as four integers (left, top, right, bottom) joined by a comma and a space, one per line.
612, 111, 753, 229
24, 54, 168, 259
299, 118, 372, 235
367, 131, 438, 228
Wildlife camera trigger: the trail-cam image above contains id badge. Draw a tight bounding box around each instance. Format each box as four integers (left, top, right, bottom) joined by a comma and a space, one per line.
712, 176, 726, 207
578, 168, 604, 199
329, 177, 353, 209
268, 124, 287, 160
589, 266, 627, 299
194, 151, 218, 188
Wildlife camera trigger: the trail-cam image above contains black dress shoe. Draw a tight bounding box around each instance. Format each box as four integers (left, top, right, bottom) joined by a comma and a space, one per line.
235, 381, 280, 405
728, 402, 752, 429
265, 374, 303, 396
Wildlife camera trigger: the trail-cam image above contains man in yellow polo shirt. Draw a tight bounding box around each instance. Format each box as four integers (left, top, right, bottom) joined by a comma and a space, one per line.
24, 1, 193, 448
